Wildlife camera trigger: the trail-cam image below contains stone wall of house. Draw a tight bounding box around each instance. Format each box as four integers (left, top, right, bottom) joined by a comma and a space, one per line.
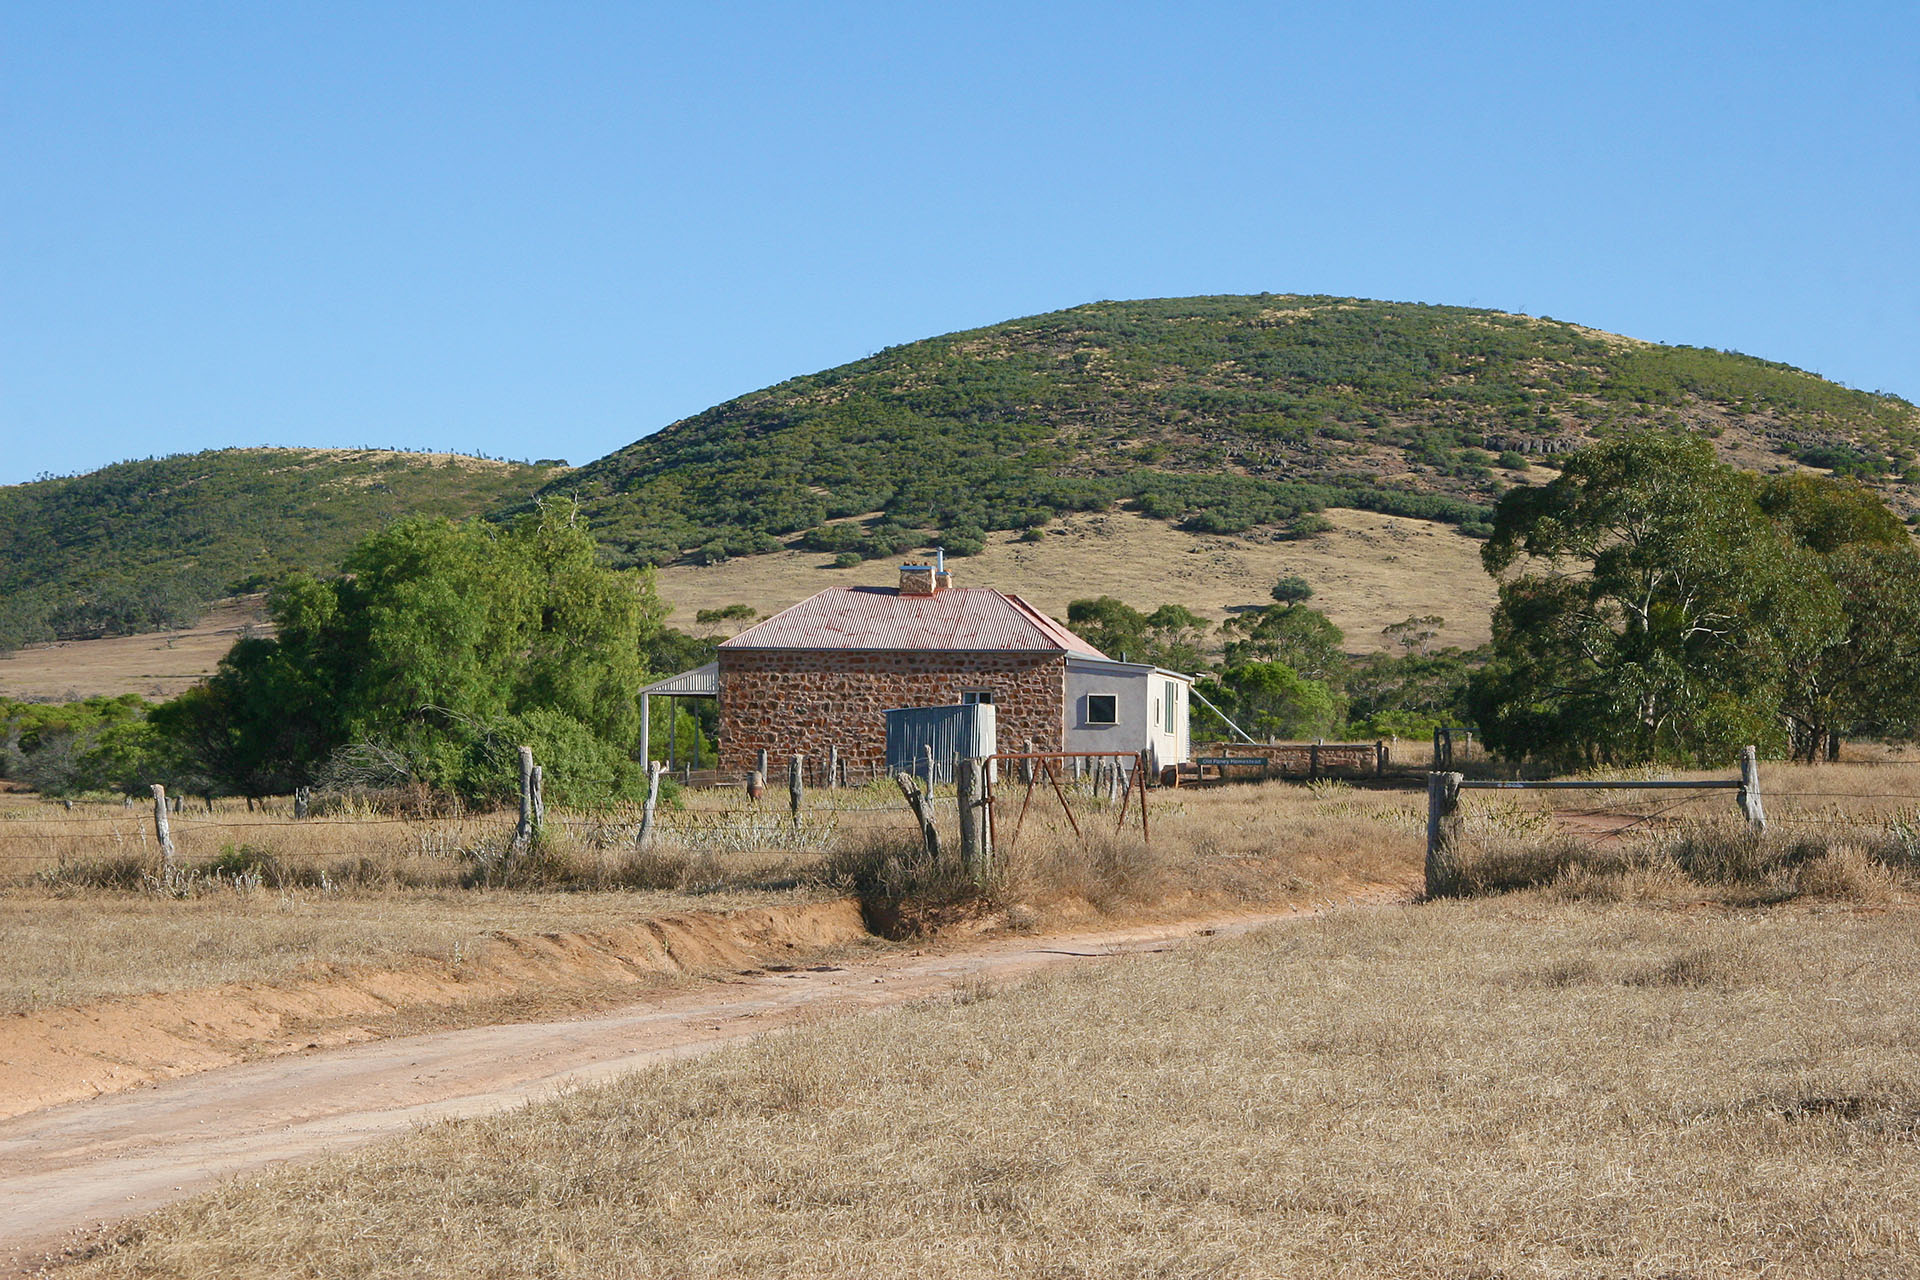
717, 649, 1067, 774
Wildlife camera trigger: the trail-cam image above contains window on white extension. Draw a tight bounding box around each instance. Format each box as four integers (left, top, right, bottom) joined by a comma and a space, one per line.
1086, 694, 1117, 725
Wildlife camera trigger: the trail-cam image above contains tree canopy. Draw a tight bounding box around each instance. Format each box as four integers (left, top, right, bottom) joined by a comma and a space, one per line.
157, 502, 666, 805
1470, 432, 1920, 768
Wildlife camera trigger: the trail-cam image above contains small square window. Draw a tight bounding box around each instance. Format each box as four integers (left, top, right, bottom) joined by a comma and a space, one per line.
1086, 694, 1118, 725
962, 689, 994, 705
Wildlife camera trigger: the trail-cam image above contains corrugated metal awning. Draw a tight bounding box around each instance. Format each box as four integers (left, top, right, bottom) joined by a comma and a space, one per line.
639, 661, 718, 697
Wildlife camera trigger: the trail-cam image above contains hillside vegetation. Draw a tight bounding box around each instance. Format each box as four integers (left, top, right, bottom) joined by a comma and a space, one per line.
5, 296, 1913, 657
540, 294, 1919, 567
0, 449, 556, 649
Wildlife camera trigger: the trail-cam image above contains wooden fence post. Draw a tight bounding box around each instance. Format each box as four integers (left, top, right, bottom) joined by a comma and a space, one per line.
788, 754, 804, 824
516, 746, 536, 845
1309, 741, 1321, 781
637, 761, 666, 848
956, 756, 991, 880
894, 772, 940, 863
922, 744, 936, 792
828, 745, 840, 791
956, 757, 978, 872
293, 786, 310, 820
531, 764, 545, 835
151, 783, 177, 883
1425, 771, 1464, 897
1738, 746, 1767, 833
757, 748, 769, 780
1021, 740, 1034, 784
1375, 741, 1387, 776
1136, 750, 1150, 844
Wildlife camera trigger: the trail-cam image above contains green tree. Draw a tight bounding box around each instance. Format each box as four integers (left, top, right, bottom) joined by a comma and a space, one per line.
1270, 575, 1314, 605
1345, 646, 1483, 737
1754, 476, 1920, 759
159, 501, 666, 804
1381, 614, 1445, 655
1221, 603, 1346, 683
1206, 662, 1341, 740
1470, 433, 1841, 768
1066, 597, 1149, 662
1143, 604, 1210, 671
1067, 597, 1215, 670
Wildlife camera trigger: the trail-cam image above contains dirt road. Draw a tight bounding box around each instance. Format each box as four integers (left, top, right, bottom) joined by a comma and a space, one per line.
1, 902, 1388, 1276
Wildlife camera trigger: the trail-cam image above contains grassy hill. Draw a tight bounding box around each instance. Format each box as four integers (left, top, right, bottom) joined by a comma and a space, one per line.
5, 295, 1914, 667
0, 449, 557, 649
540, 295, 1919, 568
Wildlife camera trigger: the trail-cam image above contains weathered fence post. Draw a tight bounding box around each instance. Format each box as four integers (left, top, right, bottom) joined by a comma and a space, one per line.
757, 748, 769, 780
1106, 759, 1122, 805
151, 783, 177, 882
293, 786, 310, 820
1375, 740, 1387, 776
516, 746, 537, 845
894, 772, 940, 863
1425, 771, 1464, 897
956, 756, 991, 879
636, 760, 666, 848
1021, 739, 1035, 784
530, 764, 545, 834
788, 753, 804, 824
1737, 746, 1767, 833
827, 744, 840, 791
922, 744, 936, 792
1309, 740, 1322, 781
1136, 751, 1151, 844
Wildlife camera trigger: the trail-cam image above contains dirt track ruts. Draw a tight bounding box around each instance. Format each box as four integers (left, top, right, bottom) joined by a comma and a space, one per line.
0, 899, 1397, 1276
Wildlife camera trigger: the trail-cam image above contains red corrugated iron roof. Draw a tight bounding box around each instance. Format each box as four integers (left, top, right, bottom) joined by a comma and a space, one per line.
719, 586, 1111, 657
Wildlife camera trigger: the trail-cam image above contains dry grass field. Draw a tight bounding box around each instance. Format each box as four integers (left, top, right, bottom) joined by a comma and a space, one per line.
656, 507, 1495, 651
0, 776, 1423, 1018
61, 889, 1920, 1279
0, 774, 1423, 1117
8, 754, 1917, 1020
0, 597, 270, 701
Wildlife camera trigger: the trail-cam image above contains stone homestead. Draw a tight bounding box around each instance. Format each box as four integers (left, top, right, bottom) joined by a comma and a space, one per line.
643, 562, 1193, 776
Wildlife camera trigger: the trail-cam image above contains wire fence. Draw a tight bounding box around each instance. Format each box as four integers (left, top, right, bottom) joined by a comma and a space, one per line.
1447, 763, 1920, 858
0, 775, 1016, 874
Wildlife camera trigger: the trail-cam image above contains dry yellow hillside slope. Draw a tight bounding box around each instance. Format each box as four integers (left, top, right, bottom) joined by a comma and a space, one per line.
0, 509, 1493, 700
654, 508, 1494, 652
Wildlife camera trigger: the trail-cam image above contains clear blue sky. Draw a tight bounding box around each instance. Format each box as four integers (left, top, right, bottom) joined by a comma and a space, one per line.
4, 1, 1916, 485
